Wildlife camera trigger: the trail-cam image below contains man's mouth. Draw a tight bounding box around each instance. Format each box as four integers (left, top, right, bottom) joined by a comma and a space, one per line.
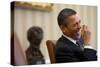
76, 32, 81, 36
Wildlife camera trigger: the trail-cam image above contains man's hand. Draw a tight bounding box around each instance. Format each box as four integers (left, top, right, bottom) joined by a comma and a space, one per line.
81, 25, 91, 46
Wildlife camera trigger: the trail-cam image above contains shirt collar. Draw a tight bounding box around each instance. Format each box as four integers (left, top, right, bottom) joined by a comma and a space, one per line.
63, 34, 76, 44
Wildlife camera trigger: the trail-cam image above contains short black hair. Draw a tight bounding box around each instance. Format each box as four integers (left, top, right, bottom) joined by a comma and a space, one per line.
57, 8, 76, 26
27, 26, 43, 44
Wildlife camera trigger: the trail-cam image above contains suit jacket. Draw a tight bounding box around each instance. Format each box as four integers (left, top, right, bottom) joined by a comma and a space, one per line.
56, 36, 97, 63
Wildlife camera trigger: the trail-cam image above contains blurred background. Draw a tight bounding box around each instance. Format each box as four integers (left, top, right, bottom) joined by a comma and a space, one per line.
11, 1, 97, 64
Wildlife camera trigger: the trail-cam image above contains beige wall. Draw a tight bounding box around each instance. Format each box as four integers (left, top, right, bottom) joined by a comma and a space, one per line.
14, 3, 97, 63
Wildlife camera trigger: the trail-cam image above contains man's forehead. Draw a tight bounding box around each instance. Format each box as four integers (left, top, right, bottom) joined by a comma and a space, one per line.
67, 14, 81, 21
75, 14, 81, 20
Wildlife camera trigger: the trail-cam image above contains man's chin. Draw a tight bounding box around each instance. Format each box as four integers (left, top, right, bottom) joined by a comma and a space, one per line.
75, 35, 81, 40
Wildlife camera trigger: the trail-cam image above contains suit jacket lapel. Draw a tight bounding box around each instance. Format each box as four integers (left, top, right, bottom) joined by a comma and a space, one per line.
61, 36, 83, 51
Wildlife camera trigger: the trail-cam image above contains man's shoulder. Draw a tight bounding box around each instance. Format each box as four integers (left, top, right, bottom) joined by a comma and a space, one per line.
56, 36, 71, 49
56, 36, 72, 45
56, 36, 65, 46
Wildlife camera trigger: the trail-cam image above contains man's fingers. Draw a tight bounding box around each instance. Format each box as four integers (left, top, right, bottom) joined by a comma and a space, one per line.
81, 25, 91, 36
82, 25, 89, 31
81, 25, 91, 45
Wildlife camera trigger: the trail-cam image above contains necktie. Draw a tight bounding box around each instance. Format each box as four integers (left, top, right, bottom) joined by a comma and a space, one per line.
76, 40, 81, 46
76, 40, 84, 50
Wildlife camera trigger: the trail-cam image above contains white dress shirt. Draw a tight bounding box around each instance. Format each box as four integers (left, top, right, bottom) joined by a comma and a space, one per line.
63, 34, 94, 49
63, 34, 77, 46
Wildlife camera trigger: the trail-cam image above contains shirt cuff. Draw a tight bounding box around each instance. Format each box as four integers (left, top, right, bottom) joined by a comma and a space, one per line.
84, 45, 94, 49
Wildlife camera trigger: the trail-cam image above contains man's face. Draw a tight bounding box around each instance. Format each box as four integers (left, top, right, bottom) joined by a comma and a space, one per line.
63, 14, 81, 40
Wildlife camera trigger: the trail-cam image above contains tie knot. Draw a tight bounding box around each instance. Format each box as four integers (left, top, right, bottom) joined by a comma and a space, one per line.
76, 40, 84, 50
76, 40, 81, 46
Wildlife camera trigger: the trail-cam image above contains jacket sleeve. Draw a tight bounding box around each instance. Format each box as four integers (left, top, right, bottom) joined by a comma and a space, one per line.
84, 48, 97, 61
56, 46, 79, 63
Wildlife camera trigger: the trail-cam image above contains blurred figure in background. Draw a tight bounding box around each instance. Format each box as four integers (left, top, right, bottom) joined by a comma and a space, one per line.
26, 26, 45, 65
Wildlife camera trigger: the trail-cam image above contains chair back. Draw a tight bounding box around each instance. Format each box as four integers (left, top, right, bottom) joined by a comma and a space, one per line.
46, 40, 56, 64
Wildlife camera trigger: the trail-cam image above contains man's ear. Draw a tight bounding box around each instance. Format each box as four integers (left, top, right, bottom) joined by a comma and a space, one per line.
60, 25, 66, 33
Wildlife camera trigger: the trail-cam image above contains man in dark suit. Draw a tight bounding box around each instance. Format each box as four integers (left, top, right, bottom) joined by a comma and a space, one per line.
56, 8, 97, 63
